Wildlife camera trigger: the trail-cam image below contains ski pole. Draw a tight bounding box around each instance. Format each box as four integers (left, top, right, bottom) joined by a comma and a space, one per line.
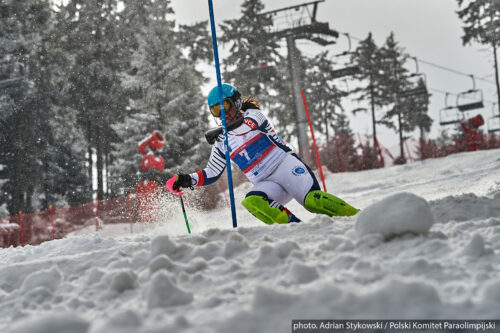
179, 196, 191, 234
166, 175, 191, 234
208, 0, 238, 228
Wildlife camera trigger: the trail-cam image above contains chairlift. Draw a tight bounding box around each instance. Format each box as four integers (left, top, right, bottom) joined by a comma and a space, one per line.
439, 93, 463, 126
487, 116, 500, 133
487, 103, 500, 133
332, 33, 353, 57
399, 57, 428, 98
226, 63, 277, 81
456, 75, 484, 112
330, 34, 361, 79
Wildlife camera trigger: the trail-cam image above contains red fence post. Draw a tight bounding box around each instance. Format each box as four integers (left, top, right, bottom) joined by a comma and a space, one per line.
404, 139, 414, 162
419, 138, 425, 160
374, 135, 385, 167
127, 192, 133, 234
94, 198, 99, 231
49, 204, 55, 240
334, 132, 344, 172
18, 210, 24, 247
357, 133, 367, 170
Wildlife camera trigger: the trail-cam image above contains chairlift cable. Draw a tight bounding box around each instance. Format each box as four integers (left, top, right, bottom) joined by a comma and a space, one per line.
417, 58, 496, 86
428, 87, 496, 105
332, 31, 496, 86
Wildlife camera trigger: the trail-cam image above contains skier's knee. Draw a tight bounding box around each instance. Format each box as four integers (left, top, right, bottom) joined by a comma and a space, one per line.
241, 195, 289, 225
304, 190, 359, 217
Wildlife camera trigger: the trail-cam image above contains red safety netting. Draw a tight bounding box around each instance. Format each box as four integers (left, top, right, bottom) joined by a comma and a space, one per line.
0, 195, 139, 248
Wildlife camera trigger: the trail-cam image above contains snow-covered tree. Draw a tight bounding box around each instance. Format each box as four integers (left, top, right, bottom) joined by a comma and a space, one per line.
0, 0, 53, 213
377, 32, 411, 163
108, 0, 211, 195
350, 33, 386, 149
219, 0, 282, 101
457, 0, 500, 119
302, 52, 346, 143
53, 0, 129, 201
322, 113, 361, 172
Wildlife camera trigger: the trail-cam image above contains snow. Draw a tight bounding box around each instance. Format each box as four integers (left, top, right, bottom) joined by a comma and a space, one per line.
0, 149, 500, 332
0, 203, 9, 218
355, 192, 435, 239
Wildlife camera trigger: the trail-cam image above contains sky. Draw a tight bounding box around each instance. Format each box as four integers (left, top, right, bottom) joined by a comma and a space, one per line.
171, 0, 499, 148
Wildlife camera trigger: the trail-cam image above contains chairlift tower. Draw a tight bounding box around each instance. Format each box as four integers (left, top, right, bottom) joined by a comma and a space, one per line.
257, 0, 339, 163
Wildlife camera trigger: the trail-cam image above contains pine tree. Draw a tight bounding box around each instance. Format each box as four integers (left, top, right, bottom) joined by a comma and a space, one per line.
399, 78, 433, 160
54, 0, 129, 201
266, 56, 298, 141
457, 0, 500, 120
377, 32, 411, 163
30, 10, 92, 208
302, 52, 345, 143
362, 138, 384, 169
0, 0, 53, 214
219, 0, 282, 101
333, 113, 361, 172
350, 33, 386, 150
108, 0, 211, 195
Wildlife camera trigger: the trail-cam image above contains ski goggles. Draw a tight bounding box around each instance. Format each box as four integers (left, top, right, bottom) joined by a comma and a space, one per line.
209, 99, 232, 118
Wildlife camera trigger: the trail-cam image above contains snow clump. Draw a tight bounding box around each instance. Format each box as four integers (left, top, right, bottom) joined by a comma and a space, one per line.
355, 192, 435, 239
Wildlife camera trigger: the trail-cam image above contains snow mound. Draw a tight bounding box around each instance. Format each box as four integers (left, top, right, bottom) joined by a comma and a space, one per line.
147, 271, 193, 308
109, 270, 137, 293
462, 234, 493, 257
429, 193, 500, 223
7, 312, 88, 333
88, 310, 141, 333
21, 266, 62, 292
355, 192, 435, 239
480, 278, 500, 304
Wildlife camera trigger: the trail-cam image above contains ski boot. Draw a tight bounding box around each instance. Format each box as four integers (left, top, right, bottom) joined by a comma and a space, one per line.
304, 190, 359, 217
241, 195, 301, 225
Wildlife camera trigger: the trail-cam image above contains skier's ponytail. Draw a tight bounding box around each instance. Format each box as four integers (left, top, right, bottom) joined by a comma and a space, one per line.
241, 96, 261, 111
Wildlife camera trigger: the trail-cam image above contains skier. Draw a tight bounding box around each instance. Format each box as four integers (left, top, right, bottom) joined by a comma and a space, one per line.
166, 83, 359, 224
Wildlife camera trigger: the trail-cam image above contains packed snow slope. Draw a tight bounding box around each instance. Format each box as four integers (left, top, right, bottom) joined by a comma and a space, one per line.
1, 149, 500, 333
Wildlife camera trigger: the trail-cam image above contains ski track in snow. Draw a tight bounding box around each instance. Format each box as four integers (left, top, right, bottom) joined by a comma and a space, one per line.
0, 149, 500, 333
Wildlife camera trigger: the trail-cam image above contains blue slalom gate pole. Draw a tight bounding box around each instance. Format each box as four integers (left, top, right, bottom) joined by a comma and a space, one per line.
208, 0, 238, 228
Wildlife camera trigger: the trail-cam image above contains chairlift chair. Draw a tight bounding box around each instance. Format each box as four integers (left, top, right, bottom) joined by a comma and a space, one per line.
487, 116, 500, 133
440, 108, 463, 126
439, 93, 463, 126
330, 34, 361, 79
399, 58, 428, 98
332, 33, 353, 57
399, 73, 428, 98
487, 103, 500, 133
456, 75, 484, 112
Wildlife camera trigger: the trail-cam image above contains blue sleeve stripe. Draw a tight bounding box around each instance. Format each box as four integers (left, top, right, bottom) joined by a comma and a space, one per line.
208, 161, 223, 173
210, 157, 226, 170
203, 170, 223, 185
257, 120, 270, 132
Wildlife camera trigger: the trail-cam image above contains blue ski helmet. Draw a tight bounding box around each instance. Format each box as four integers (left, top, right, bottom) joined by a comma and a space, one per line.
207, 83, 242, 111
